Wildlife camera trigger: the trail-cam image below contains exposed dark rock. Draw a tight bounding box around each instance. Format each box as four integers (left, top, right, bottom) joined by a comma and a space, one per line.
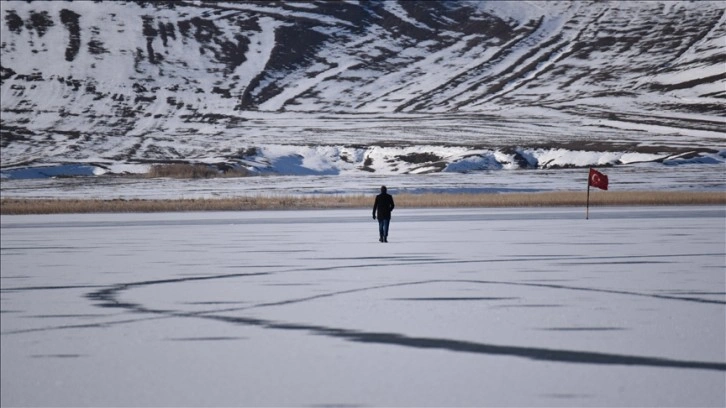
60, 9, 81, 62
5, 10, 23, 33
0, 66, 17, 83
397, 153, 443, 164
28, 10, 53, 37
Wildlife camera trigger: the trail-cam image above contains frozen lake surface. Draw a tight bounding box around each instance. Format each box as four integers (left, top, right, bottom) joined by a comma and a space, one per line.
1, 207, 725, 407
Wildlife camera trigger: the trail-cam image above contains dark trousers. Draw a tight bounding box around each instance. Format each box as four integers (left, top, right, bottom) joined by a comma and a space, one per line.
378, 218, 390, 238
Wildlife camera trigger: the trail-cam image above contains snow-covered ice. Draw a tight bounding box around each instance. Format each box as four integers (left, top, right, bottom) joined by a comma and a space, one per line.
1, 207, 724, 407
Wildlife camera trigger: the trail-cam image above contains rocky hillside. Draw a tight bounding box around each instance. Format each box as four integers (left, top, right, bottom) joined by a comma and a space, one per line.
1, 1, 724, 174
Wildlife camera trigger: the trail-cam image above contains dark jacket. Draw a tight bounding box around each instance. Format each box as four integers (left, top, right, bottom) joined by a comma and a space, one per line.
373, 193, 395, 219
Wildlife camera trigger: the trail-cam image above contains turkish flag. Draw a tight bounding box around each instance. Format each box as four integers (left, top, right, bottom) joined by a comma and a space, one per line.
589, 168, 609, 190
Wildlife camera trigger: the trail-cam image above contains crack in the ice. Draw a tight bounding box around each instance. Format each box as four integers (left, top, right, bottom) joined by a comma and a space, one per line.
5, 272, 724, 372
203, 313, 726, 372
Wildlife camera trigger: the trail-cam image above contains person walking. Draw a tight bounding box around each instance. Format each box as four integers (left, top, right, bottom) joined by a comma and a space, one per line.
372, 185, 395, 242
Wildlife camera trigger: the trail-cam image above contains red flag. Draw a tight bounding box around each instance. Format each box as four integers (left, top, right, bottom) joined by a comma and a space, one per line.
588, 168, 608, 190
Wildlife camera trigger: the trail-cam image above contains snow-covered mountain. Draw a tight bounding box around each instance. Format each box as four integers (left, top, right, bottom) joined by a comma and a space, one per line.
1, 0, 724, 176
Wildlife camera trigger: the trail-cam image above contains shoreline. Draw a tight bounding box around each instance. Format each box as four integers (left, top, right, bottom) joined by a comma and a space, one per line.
1, 191, 724, 215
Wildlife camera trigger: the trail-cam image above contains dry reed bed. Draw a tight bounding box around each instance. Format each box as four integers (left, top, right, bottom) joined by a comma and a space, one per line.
1, 191, 724, 215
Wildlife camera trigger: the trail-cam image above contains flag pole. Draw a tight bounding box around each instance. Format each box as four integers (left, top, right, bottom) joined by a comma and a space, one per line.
586, 168, 591, 220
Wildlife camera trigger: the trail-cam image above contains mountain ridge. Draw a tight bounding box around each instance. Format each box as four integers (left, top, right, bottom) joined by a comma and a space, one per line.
1, 0, 724, 175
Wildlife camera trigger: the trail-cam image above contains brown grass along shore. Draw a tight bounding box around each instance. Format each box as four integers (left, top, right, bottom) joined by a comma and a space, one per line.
1, 191, 724, 215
